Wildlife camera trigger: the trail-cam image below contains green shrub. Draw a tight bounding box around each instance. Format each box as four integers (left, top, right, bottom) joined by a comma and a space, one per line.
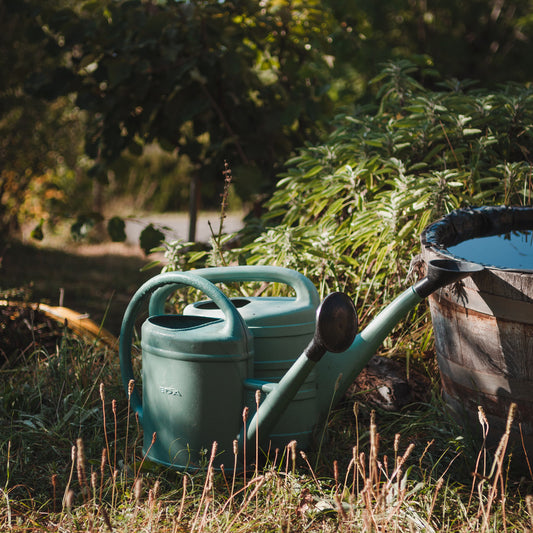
164, 61, 532, 352
230, 61, 533, 308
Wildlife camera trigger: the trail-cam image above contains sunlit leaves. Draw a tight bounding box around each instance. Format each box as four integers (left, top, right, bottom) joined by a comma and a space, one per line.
234, 62, 533, 319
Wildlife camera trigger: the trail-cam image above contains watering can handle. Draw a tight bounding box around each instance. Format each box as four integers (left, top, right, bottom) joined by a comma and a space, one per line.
149, 265, 320, 315
119, 272, 248, 422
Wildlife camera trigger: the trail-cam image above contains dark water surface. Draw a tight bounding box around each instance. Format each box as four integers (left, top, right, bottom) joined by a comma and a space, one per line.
447, 230, 533, 270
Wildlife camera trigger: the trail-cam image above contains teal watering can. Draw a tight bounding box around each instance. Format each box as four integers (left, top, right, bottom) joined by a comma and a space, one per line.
149, 266, 322, 450
119, 269, 357, 470
120, 260, 483, 470
119, 272, 253, 469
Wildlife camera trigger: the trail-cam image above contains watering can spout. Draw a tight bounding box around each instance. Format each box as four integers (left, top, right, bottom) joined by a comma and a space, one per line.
413, 258, 484, 298
315, 257, 484, 413
242, 292, 358, 452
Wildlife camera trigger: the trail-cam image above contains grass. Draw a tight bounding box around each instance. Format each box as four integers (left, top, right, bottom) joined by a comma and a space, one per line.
1, 240, 533, 531
1, 321, 533, 532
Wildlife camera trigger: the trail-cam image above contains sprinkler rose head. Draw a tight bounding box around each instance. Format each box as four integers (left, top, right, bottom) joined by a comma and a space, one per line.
305, 292, 358, 362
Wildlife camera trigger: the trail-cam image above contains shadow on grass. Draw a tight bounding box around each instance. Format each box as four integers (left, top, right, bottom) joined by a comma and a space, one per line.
1, 240, 156, 336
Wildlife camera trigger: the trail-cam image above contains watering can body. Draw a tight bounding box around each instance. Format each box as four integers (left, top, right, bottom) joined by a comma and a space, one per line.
148, 266, 321, 450
119, 272, 253, 469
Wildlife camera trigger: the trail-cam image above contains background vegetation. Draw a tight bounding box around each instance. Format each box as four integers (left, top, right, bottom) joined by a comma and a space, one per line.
3, 0, 533, 240
166, 62, 533, 358
2, 0, 533, 530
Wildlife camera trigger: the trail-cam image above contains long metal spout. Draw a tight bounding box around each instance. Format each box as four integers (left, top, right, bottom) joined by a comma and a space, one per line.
316, 258, 484, 413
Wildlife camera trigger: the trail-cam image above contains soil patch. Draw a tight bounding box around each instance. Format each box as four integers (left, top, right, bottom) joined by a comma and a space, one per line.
0, 304, 63, 368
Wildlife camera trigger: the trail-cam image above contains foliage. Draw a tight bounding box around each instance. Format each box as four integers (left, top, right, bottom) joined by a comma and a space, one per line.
0, 0, 90, 237
25, 0, 346, 203
5, 0, 533, 242
30, 0, 533, 200
108, 143, 196, 213
107, 216, 127, 242
212, 62, 532, 312
159, 61, 533, 356
329, 0, 533, 92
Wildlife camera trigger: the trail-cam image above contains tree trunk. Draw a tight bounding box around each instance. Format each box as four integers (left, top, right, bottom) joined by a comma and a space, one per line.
188, 174, 201, 242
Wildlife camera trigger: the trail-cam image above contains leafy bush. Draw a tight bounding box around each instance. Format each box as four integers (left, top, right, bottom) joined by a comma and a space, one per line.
171, 61, 533, 344
230, 61, 533, 311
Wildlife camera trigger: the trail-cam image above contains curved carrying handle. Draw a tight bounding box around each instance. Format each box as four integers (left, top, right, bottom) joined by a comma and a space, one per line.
119, 271, 249, 422
148, 265, 320, 316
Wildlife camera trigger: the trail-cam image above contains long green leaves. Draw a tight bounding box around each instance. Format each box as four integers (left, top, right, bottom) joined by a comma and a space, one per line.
230, 62, 533, 323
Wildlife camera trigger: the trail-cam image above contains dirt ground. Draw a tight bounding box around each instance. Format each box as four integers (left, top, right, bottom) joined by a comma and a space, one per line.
1, 212, 245, 337
1, 239, 154, 337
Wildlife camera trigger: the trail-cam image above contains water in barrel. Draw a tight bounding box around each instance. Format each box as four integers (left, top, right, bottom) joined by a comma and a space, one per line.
447, 230, 533, 270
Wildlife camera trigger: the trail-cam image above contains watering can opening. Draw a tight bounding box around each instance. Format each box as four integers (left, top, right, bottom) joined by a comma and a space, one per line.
427, 258, 484, 275
148, 314, 222, 330
425, 258, 484, 288
414, 258, 484, 298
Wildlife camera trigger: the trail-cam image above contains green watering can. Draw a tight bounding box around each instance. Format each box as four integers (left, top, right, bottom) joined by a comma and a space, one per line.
119, 269, 357, 470
149, 266, 323, 450
120, 260, 482, 470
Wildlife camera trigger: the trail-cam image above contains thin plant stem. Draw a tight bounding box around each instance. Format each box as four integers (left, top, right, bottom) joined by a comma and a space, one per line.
62, 445, 76, 511
132, 413, 141, 478
112, 399, 117, 474
191, 441, 217, 533
255, 389, 260, 479
223, 476, 267, 532
133, 432, 157, 492
99, 448, 107, 504
124, 379, 135, 484
176, 474, 188, 525
100, 383, 112, 477
242, 407, 249, 488
230, 439, 238, 506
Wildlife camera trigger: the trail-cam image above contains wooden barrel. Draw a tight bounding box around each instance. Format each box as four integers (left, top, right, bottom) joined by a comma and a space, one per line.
421, 206, 533, 459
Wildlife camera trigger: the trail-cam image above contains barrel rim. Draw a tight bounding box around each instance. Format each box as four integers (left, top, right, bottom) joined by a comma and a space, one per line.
421, 205, 533, 273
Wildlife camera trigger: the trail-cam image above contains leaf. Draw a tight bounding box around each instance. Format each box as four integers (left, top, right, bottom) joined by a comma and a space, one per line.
139, 224, 165, 255
140, 260, 162, 272
302, 165, 323, 178
25, 67, 77, 100
106, 58, 132, 88
463, 128, 482, 136
107, 216, 126, 242
187, 251, 209, 263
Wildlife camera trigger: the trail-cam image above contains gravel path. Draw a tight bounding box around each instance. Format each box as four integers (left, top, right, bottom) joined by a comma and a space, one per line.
124, 211, 245, 245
